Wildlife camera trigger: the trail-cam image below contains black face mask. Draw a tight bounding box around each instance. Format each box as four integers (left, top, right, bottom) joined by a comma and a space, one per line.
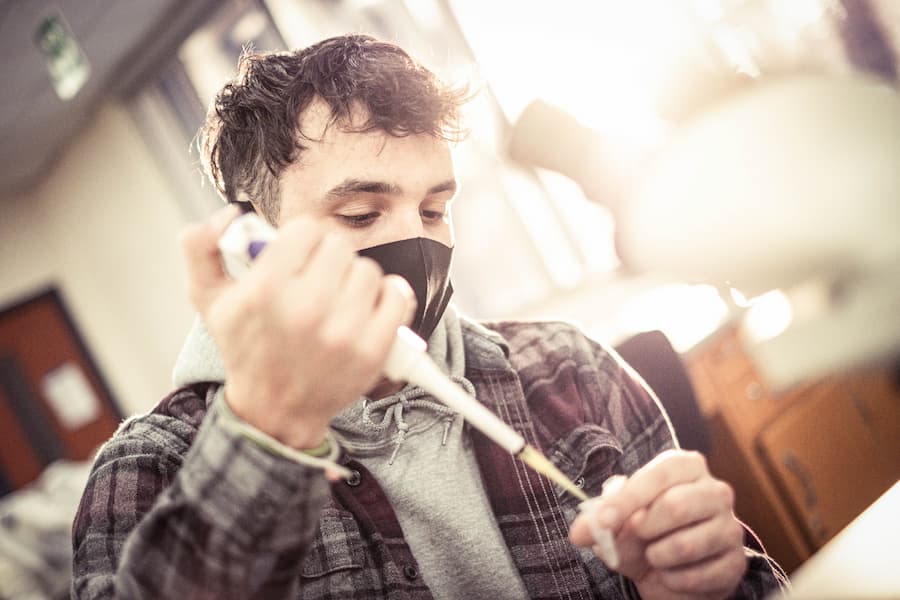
358, 237, 454, 341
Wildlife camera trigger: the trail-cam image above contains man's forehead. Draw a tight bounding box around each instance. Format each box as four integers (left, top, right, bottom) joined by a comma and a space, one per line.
297, 97, 367, 141
293, 98, 454, 171
281, 98, 455, 206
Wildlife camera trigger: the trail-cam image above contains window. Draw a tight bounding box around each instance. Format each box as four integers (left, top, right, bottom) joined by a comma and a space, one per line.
130, 0, 854, 350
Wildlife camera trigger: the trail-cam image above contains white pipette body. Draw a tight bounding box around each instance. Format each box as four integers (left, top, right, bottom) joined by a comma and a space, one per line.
385, 326, 526, 454
217, 211, 527, 455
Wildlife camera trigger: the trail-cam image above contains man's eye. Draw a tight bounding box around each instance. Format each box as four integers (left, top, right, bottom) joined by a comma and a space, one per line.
338, 213, 378, 227
421, 210, 446, 222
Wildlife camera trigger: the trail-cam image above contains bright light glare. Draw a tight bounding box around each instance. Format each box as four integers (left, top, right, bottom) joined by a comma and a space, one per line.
179, 30, 237, 108
230, 10, 268, 44
729, 286, 751, 307
742, 290, 794, 341
448, 0, 690, 147
774, 0, 832, 29
447, 0, 696, 282
616, 284, 729, 352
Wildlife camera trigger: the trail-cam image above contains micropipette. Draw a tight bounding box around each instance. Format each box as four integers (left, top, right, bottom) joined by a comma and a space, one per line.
217, 210, 588, 502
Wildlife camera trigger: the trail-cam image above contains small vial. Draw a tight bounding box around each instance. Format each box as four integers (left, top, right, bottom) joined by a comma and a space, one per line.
579, 475, 628, 569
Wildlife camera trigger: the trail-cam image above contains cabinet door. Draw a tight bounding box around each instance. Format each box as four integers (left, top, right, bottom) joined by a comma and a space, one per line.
843, 372, 900, 467
757, 373, 900, 548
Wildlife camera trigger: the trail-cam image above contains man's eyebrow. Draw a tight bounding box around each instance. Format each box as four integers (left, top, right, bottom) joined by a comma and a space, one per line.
322, 178, 458, 202
324, 179, 402, 200
427, 179, 457, 196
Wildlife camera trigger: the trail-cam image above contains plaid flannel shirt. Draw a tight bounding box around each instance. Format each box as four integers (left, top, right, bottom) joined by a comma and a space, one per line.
72, 319, 787, 599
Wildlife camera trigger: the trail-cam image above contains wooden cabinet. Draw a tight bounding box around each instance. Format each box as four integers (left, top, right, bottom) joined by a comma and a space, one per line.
758, 373, 900, 548
684, 324, 900, 573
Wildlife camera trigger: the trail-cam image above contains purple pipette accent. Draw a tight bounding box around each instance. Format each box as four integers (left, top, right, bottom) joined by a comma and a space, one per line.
248, 240, 268, 259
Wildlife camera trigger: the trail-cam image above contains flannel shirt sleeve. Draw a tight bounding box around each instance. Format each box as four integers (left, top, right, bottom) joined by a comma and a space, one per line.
587, 335, 790, 599
71, 391, 331, 599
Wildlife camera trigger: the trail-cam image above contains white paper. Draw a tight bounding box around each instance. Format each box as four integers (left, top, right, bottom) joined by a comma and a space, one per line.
42, 362, 100, 429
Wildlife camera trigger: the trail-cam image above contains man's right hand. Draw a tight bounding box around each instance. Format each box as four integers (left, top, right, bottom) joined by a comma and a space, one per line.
180, 206, 416, 450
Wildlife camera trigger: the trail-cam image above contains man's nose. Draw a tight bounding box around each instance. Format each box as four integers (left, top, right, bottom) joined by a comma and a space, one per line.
389, 209, 425, 240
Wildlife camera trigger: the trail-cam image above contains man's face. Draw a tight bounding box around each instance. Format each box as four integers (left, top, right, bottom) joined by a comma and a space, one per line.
278, 99, 457, 251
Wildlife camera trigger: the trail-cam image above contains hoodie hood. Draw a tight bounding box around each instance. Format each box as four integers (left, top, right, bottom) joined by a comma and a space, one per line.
172, 317, 226, 389
171, 306, 466, 412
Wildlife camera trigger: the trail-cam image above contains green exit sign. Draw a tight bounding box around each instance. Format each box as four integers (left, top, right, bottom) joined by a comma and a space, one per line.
34, 11, 90, 101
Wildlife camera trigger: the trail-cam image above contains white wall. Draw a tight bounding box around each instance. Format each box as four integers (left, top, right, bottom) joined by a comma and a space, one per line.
0, 102, 195, 415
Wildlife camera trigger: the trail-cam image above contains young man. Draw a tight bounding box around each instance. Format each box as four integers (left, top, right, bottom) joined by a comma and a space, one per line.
72, 35, 786, 599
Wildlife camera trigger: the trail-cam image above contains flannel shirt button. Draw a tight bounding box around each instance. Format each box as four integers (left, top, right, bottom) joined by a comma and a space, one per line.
345, 470, 362, 487
403, 565, 419, 580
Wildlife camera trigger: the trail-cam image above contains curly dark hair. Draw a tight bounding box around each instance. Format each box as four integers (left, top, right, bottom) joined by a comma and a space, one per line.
198, 34, 470, 223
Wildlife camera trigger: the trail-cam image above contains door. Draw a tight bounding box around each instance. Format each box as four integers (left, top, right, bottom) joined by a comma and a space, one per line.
0, 287, 122, 495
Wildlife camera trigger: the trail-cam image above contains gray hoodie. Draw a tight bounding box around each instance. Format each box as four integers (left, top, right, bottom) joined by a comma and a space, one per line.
172, 307, 528, 599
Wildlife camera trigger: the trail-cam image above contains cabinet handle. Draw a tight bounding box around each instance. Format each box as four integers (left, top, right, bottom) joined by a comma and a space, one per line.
782, 451, 817, 508
808, 513, 829, 544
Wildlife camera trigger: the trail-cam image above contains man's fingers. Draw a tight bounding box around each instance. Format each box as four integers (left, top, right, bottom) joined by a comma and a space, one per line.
180, 204, 240, 311
317, 257, 385, 344
298, 233, 356, 302
657, 546, 748, 595
633, 478, 734, 540
595, 450, 708, 531
331, 256, 384, 315
359, 275, 416, 362
377, 274, 417, 329
397, 277, 418, 327
569, 510, 597, 547
251, 216, 326, 281
644, 512, 744, 569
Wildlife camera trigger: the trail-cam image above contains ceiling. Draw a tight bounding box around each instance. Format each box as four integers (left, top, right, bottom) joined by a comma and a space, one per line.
1, 0, 897, 201
0, 0, 221, 197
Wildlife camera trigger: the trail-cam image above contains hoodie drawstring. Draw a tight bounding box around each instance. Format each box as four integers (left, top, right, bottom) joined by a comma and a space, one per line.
362, 376, 476, 465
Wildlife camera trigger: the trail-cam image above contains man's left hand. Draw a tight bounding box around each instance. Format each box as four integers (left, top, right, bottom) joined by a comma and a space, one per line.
569, 449, 747, 600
